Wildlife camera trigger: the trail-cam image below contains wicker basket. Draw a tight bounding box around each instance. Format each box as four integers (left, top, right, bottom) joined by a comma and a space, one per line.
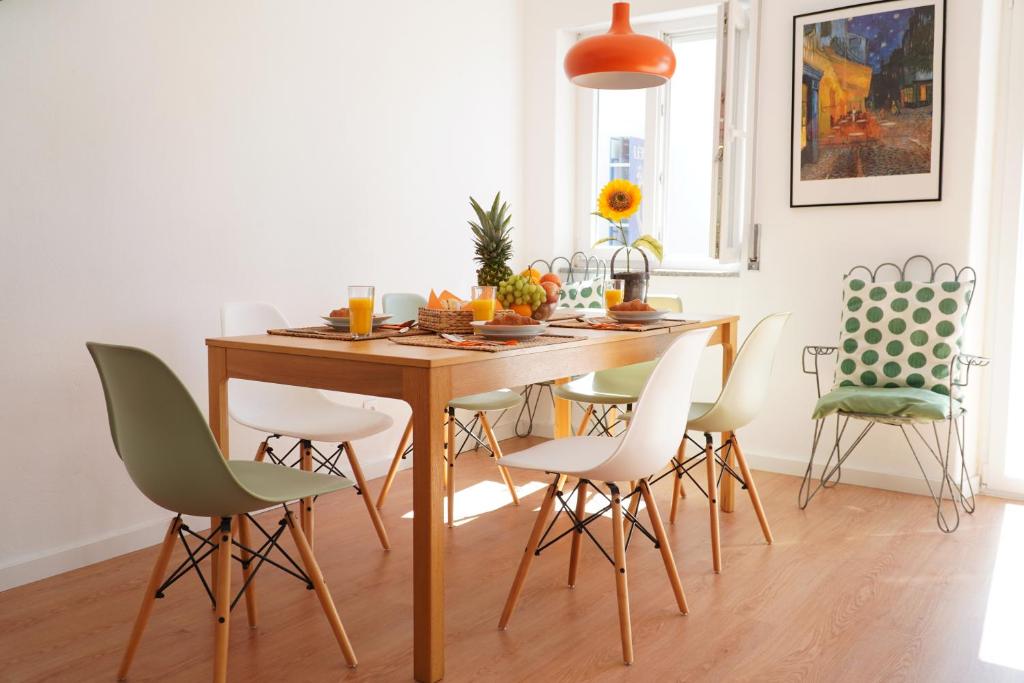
417, 307, 475, 334
417, 307, 515, 334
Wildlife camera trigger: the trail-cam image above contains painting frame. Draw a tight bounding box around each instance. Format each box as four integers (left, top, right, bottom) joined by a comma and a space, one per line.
790, 0, 947, 208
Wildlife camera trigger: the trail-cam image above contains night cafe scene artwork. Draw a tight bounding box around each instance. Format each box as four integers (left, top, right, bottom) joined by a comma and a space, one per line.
791, 0, 945, 207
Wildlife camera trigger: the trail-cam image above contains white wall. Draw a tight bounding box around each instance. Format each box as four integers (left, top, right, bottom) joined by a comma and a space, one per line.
521, 0, 1001, 491
0, 0, 524, 589
0, 0, 1006, 591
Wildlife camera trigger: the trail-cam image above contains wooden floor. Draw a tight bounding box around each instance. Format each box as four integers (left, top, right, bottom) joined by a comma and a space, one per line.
2, 436, 1022, 682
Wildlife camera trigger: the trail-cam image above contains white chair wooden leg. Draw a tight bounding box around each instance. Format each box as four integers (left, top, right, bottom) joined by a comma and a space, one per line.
499, 482, 558, 629
704, 434, 722, 573
610, 485, 634, 664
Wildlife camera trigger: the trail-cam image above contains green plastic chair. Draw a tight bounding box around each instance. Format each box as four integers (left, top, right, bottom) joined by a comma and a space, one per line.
378, 294, 523, 526
553, 294, 683, 436
87, 342, 358, 682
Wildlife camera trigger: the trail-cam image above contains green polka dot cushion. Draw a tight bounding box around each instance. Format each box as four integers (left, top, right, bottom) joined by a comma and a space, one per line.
557, 278, 605, 309
834, 277, 972, 397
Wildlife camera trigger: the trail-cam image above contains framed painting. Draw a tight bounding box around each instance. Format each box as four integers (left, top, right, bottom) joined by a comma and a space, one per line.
790, 0, 946, 207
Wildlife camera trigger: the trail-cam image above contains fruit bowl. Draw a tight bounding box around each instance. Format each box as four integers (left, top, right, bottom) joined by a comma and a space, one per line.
531, 302, 557, 321
497, 271, 562, 322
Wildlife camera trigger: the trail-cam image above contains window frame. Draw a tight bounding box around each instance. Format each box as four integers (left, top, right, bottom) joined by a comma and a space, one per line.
572, 1, 757, 272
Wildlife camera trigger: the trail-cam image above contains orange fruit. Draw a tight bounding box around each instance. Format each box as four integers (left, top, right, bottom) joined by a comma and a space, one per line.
511, 303, 534, 317
540, 273, 562, 287
521, 267, 543, 284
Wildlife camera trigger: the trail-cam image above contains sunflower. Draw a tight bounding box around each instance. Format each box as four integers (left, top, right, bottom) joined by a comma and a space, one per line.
596, 179, 642, 222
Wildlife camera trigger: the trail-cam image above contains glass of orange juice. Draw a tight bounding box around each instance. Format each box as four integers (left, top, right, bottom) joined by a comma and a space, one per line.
604, 279, 625, 310
470, 285, 496, 322
348, 285, 375, 338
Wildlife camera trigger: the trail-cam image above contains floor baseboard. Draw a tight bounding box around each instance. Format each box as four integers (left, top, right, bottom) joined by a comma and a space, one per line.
0, 514, 207, 593
0, 426, 984, 594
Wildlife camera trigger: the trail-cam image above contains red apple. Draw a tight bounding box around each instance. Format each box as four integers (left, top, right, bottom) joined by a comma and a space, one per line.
541, 281, 560, 304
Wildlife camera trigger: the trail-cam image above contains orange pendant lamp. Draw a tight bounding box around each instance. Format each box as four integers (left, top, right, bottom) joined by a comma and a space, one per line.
564, 2, 676, 89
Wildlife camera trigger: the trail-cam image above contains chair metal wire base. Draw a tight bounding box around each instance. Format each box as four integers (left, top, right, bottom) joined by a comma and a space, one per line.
262, 436, 360, 493
155, 509, 313, 611
535, 479, 659, 562
798, 412, 976, 532
573, 402, 631, 438
648, 433, 747, 499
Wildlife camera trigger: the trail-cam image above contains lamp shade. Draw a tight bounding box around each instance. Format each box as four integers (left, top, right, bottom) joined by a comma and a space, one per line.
564, 2, 676, 89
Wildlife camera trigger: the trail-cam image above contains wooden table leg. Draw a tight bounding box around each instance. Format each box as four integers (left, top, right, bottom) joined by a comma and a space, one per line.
208, 347, 229, 585
553, 377, 571, 439
406, 367, 450, 683
719, 319, 738, 513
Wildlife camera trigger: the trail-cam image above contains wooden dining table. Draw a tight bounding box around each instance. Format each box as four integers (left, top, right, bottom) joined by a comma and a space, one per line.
206, 313, 739, 682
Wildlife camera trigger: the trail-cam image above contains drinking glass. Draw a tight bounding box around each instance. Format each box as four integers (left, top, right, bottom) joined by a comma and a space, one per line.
604, 279, 625, 310
470, 285, 496, 322
348, 285, 375, 338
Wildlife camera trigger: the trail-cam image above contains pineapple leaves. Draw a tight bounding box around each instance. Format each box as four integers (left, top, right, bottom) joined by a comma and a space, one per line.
468, 193, 515, 284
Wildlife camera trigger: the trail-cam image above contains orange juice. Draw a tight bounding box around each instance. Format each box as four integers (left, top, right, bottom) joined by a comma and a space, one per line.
469, 297, 496, 322
604, 288, 624, 309
349, 297, 374, 335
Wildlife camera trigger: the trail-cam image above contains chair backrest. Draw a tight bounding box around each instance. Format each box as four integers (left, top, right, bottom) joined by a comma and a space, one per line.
646, 294, 683, 313
86, 342, 257, 516
701, 313, 791, 430
595, 327, 713, 482
222, 301, 289, 336
220, 302, 327, 425
382, 293, 428, 322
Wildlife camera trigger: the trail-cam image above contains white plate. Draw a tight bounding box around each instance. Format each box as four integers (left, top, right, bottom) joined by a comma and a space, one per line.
606, 309, 667, 323
321, 314, 392, 330
471, 320, 549, 340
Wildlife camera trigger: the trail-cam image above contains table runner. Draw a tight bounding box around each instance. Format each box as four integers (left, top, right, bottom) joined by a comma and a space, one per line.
546, 317, 698, 332
267, 326, 431, 342
388, 333, 584, 353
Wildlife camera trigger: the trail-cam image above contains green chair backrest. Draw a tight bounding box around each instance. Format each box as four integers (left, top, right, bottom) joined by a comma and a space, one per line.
382, 293, 427, 322
87, 342, 261, 517
646, 294, 683, 313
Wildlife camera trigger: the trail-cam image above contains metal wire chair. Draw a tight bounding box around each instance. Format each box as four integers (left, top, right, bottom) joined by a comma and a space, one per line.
798, 255, 990, 532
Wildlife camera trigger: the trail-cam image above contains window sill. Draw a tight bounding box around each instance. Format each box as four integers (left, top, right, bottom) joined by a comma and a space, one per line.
651, 264, 741, 278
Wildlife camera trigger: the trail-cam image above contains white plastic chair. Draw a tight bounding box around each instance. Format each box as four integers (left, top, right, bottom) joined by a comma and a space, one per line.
497, 327, 713, 665
664, 312, 791, 572
221, 302, 393, 550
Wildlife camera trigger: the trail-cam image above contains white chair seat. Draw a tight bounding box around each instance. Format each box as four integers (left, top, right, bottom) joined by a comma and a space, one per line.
500, 436, 621, 478
230, 381, 393, 443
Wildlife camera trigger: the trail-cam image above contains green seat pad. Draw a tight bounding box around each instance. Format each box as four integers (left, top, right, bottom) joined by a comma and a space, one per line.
557, 277, 605, 309
552, 361, 655, 404
835, 277, 972, 397
813, 386, 961, 422
449, 389, 523, 411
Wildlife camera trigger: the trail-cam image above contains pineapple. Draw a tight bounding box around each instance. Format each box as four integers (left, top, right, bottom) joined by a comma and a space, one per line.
469, 193, 514, 286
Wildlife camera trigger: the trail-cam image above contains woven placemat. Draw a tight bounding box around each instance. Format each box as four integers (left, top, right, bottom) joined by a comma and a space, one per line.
388, 333, 584, 353
267, 326, 431, 342
547, 317, 698, 332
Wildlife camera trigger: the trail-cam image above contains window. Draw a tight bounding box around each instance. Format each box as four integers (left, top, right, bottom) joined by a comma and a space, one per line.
575, 2, 757, 270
